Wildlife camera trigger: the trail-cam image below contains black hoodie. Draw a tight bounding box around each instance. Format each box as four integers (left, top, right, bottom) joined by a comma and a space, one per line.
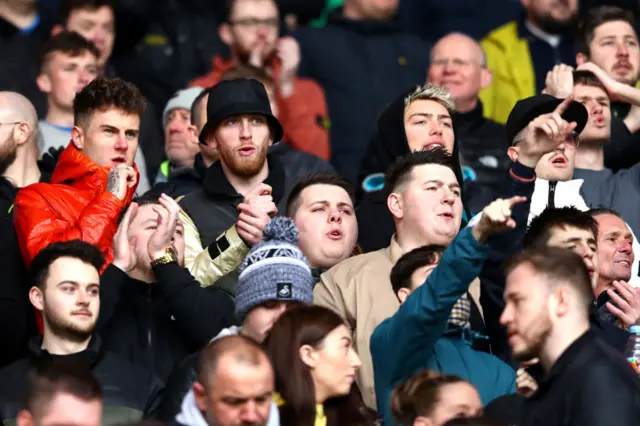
355, 89, 468, 254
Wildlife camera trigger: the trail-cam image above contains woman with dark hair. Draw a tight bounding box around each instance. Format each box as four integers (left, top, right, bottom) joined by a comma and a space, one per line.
390, 370, 483, 426
263, 305, 373, 426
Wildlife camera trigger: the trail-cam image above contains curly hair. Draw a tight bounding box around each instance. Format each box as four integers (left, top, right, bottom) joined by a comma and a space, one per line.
73, 77, 145, 128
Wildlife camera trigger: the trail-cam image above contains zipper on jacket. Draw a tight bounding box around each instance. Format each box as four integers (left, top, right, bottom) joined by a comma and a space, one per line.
548, 181, 557, 208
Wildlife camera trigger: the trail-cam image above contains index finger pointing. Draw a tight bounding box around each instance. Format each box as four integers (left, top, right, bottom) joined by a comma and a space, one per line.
553, 94, 574, 115
506, 196, 528, 207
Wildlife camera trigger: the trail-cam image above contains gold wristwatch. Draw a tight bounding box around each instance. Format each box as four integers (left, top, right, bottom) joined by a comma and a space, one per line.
150, 247, 178, 267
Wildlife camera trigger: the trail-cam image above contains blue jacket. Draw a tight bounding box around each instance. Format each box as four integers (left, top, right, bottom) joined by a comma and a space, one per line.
370, 227, 516, 426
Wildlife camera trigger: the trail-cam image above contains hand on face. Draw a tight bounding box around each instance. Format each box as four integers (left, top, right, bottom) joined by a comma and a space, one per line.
147, 194, 182, 260
276, 36, 300, 96
473, 196, 527, 243
515, 96, 579, 167
112, 202, 138, 272
577, 62, 625, 100
606, 280, 640, 328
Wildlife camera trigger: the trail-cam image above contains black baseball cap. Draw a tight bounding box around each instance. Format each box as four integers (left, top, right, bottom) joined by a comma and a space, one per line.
506, 94, 589, 145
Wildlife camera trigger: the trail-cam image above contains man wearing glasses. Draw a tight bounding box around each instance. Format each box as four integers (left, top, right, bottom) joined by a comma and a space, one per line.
190, 0, 329, 158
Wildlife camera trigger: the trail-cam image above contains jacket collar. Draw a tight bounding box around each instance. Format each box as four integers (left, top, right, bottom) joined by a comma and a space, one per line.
51, 143, 138, 202
202, 152, 286, 204
28, 334, 104, 368
387, 234, 406, 264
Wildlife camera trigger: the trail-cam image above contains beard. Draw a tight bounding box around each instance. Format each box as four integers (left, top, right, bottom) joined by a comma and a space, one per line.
512, 311, 553, 362
532, 11, 578, 35
43, 307, 96, 343
0, 134, 17, 175
218, 142, 269, 178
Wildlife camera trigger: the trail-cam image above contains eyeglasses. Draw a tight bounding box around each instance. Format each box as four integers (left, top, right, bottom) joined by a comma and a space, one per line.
0, 121, 20, 127
228, 17, 279, 29
512, 130, 580, 148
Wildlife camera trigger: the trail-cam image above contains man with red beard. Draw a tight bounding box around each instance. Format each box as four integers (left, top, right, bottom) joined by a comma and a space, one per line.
178, 78, 331, 296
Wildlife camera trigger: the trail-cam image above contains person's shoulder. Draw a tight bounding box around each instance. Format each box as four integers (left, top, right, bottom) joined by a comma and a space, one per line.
481, 20, 519, 49
0, 357, 29, 381
322, 248, 391, 283
272, 145, 334, 174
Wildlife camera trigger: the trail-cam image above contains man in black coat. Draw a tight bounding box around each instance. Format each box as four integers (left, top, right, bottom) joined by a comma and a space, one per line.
501, 246, 640, 426
178, 79, 333, 295
294, 0, 430, 182
96, 191, 236, 383
0, 240, 163, 425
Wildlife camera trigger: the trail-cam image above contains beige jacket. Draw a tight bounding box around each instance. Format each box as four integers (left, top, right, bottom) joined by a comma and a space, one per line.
179, 208, 250, 288
314, 237, 405, 410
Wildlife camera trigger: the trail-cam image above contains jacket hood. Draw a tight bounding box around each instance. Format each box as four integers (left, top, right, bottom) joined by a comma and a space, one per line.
357, 88, 464, 198
51, 144, 139, 201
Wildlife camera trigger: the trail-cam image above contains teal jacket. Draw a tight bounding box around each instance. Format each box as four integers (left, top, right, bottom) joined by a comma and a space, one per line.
370, 227, 516, 426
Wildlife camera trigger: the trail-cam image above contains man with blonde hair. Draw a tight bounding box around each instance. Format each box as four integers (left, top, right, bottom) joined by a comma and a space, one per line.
357, 84, 471, 253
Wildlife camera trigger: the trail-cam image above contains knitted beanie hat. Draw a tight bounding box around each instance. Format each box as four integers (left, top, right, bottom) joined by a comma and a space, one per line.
162, 87, 205, 128
235, 217, 314, 316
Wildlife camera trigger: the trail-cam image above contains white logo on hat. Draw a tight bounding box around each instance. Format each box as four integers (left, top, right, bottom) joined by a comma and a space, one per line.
277, 282, 292, 299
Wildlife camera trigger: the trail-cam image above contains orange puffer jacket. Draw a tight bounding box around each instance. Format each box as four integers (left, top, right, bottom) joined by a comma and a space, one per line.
14, 143, 138, 270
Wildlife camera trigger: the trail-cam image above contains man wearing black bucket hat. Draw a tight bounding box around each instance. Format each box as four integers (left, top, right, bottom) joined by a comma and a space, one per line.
178, 78, 331, 295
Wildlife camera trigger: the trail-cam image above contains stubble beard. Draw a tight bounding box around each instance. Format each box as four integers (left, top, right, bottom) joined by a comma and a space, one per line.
0, 134, 17, 176
512, 312, 553, 362
44, 309, 95, 343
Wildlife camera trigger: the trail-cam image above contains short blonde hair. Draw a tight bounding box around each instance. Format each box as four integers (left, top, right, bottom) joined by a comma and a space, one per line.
404, 84, 455, 113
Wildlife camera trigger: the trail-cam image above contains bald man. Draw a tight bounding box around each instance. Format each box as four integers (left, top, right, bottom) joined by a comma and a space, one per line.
176, 335, 278, 426
0, 92, 49, 368
427, 32, 511, 213
0, 92, 46, 217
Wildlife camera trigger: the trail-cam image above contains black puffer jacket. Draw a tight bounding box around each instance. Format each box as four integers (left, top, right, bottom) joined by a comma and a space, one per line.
0, 336, 164, 425
96, 263, 236, 383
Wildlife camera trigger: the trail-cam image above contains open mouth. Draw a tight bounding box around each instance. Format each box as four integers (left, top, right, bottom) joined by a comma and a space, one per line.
111, 156, 126, 165
238, 146, 256, 156
593, 117, 606, 127
422, 142, 444, 151
327, 229, 343, 240
551, 156, 567, 166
